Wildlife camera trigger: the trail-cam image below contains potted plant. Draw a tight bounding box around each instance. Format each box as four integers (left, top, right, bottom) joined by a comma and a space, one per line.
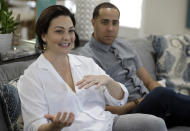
0, 0, 19, 52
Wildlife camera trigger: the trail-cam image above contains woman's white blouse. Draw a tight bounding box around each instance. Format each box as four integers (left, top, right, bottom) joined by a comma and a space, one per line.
18, 54, 128, 131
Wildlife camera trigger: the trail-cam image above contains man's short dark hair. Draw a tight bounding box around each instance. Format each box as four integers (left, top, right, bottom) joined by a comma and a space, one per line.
92, 2, 120, 19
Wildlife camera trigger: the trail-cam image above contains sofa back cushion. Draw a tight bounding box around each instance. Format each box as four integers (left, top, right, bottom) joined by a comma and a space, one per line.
128, 38, 157, 80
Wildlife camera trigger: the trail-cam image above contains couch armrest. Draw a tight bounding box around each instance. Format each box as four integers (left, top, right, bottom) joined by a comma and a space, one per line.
0, 60, 34, 84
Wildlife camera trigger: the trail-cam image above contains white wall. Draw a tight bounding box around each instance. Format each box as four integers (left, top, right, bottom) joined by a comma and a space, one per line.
142, 0, 190, 35
118, 0, 190, 39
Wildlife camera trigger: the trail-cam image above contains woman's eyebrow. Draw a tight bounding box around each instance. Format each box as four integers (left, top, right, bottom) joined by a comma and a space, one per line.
54, 26, 75, 29
54, 26, 65, 29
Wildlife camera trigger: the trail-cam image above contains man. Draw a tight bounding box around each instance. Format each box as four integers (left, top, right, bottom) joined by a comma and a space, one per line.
79, 2, 190, 128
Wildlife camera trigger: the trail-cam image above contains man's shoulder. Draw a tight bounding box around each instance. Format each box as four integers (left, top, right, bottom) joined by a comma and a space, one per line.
78, 41, 94, 57
80, 41, 92, 51
113, 38, 136, 53
115, 38, 132, 48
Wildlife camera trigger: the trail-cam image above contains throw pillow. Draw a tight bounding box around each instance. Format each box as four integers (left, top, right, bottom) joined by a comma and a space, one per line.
0, 82, 21, 131
9, 78, 24, 130
151, 34, 190, 95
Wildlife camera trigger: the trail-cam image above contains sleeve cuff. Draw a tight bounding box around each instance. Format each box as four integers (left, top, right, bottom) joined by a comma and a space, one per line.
104, 82, 128, 106
26, 117, 48, 131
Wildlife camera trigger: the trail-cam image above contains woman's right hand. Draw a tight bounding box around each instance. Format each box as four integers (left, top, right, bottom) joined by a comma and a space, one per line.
44, 112, 75, 131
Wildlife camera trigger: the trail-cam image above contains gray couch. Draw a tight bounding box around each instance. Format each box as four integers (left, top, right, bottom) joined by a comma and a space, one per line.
0, 37, 190, 131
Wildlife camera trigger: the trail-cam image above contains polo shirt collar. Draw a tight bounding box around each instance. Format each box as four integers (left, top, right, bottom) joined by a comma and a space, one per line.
89, 35, 115, 52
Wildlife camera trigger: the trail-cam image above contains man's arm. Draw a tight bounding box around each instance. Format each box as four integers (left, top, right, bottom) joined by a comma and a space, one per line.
136, 67, 161, 91
106, 97, 143, 115
106, 67, 161, 115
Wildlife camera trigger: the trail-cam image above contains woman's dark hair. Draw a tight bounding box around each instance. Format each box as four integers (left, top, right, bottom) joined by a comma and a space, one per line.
36, 5, 76, 51
92, 2, 120, 19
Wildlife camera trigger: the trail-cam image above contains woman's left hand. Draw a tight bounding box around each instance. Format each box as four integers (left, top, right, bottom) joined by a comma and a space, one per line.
77, 75, 125, 100
76, 75, 111, 89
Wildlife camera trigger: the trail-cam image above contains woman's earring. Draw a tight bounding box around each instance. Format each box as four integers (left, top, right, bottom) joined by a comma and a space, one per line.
43, 44, 47, 50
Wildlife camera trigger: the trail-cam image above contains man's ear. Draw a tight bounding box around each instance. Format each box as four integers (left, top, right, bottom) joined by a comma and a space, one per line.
91, 19, 95, 27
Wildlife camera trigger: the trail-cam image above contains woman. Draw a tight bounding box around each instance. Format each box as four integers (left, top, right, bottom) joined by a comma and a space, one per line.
18, 5, 167, 131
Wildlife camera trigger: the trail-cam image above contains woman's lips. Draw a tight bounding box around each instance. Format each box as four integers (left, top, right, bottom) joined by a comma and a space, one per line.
58, 43, 71, 48
105, 35, 114, 38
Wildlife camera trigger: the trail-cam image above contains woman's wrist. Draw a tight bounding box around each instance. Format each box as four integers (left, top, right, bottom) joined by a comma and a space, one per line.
38, 123, 61, 131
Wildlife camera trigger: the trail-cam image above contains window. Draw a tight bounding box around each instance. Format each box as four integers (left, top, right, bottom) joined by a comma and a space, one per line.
111, 0, 143, 28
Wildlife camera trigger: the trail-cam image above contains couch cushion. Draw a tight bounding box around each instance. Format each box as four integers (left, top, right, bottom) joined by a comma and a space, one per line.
151, 35, 190, 95
0, 83, 21, 131
128, 38, 157, 80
